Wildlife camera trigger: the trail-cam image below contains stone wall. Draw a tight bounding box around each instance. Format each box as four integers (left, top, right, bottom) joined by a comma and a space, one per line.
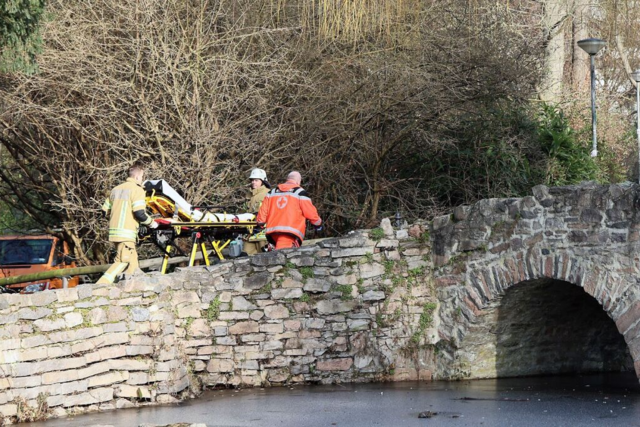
0, 227, 436, 424
431, 182, 640, 380
2, 181, 639, 424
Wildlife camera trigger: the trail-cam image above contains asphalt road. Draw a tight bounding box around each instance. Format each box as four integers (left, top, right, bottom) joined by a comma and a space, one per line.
30, 372, 640, 427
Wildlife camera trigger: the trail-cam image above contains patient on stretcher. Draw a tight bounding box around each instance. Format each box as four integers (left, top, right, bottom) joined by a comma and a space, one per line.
191, 211, 255, 223
144, 180, 256, 223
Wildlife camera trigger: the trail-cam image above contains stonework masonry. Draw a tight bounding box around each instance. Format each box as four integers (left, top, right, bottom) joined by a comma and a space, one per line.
1, 181, 640, 423
0, 224, 436, 423
433, 182, 640, 379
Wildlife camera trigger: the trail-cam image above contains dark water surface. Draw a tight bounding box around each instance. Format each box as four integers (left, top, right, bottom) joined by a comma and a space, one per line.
30, 372, 640, 427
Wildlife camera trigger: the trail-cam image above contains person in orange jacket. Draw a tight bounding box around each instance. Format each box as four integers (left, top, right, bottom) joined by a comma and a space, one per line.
256, 171, 322, 249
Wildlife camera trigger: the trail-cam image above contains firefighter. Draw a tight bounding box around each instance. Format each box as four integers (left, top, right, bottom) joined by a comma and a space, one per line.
256, 171, 322, 249
96, 163, 157, 284
244, 168, 270, 255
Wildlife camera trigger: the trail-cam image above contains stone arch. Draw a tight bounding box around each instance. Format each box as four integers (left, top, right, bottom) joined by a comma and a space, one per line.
437, 249, 640, 379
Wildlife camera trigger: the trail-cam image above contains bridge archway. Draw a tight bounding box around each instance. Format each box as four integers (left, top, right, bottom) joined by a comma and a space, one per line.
457, 277, 633, 379
436, 249, 640, 380
431, 183, 640, 380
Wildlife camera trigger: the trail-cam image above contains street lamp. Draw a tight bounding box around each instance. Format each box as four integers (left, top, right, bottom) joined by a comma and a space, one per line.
631, 69, 640, 183
578, 38, 606, 157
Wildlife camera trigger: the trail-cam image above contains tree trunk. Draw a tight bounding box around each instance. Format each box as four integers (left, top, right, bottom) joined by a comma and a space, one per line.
540, 0, 569, 102
570, 0, 591, 94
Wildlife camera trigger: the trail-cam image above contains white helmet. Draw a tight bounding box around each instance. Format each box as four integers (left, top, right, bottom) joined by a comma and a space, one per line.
249, 168, 267, 182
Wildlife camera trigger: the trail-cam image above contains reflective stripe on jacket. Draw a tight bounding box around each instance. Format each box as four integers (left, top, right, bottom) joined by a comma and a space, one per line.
102, 178, 152, 242
256, 181, 321, 243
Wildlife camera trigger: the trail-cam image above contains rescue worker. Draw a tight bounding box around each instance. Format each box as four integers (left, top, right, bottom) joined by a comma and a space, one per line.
96, 163, 157, 284
244, 168, 270, 255
256, 171, 322, 249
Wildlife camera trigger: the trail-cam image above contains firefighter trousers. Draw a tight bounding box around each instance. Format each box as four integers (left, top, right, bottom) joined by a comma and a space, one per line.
244, 240, 266, 255
96, 241, 139, 284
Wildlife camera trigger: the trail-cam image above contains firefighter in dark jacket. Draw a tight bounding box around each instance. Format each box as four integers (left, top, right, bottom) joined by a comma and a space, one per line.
244, 168, 270, 254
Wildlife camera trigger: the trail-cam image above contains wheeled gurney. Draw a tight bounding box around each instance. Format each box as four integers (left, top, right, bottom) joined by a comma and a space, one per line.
142, 180, 261, 273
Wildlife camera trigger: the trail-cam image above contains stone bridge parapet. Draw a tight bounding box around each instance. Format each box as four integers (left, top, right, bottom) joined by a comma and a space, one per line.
2, 181, 640, 423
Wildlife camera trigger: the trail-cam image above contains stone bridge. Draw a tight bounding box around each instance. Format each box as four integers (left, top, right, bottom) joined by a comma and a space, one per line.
431, 182, 639, 379
0, 181, 637, 422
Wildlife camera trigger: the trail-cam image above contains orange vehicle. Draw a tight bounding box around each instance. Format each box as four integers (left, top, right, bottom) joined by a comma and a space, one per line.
0, 235, 79, 293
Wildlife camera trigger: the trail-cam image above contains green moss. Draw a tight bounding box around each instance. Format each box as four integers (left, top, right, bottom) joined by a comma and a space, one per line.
260, 283, 272, 293
363, 252, 374, 264
185, 317, 194, 330
205, 297, 222, 321
375, 311, 385, 328
369, 227, 385, 241
417, 230, 430, 245
300, 267, 314, 282
278, 261, 296, 278
411, 302, 438, 344
300, 293, 310, 303
334, 284, 353, 301
391, 275, 403, 287
408, 266, 425, 277
383, 260, 395, 275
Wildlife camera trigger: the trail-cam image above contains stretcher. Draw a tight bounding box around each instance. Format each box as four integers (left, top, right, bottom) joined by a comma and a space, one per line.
142, 180, 262, 273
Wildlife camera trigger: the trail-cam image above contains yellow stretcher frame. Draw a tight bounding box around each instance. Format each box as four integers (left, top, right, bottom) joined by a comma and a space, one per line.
145, 191, 258, 274
157, 221, 258, 273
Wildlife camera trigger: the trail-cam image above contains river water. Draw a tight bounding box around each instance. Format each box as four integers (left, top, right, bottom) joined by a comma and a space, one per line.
30, 372, 640, 427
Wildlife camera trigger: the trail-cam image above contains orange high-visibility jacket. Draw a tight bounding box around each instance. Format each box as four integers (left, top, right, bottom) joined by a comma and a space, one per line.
256, 181, 322, 243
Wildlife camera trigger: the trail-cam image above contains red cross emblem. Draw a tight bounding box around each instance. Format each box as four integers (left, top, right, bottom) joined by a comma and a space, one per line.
277, 196, 288, 209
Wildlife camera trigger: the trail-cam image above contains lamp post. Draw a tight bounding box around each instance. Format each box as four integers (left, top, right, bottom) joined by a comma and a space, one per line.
577, 38, 606, 157
631, 69, 640, 183
394, 211, 403, 228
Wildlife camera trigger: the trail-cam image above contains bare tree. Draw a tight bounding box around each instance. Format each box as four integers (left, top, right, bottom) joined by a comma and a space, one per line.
0, 0, 547, 262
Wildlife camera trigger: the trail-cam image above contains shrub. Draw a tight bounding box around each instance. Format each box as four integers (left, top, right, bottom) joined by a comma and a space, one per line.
536, 105, 599, 186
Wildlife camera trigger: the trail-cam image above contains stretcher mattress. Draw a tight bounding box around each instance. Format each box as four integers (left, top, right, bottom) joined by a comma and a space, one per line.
144, 180, 255, 223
